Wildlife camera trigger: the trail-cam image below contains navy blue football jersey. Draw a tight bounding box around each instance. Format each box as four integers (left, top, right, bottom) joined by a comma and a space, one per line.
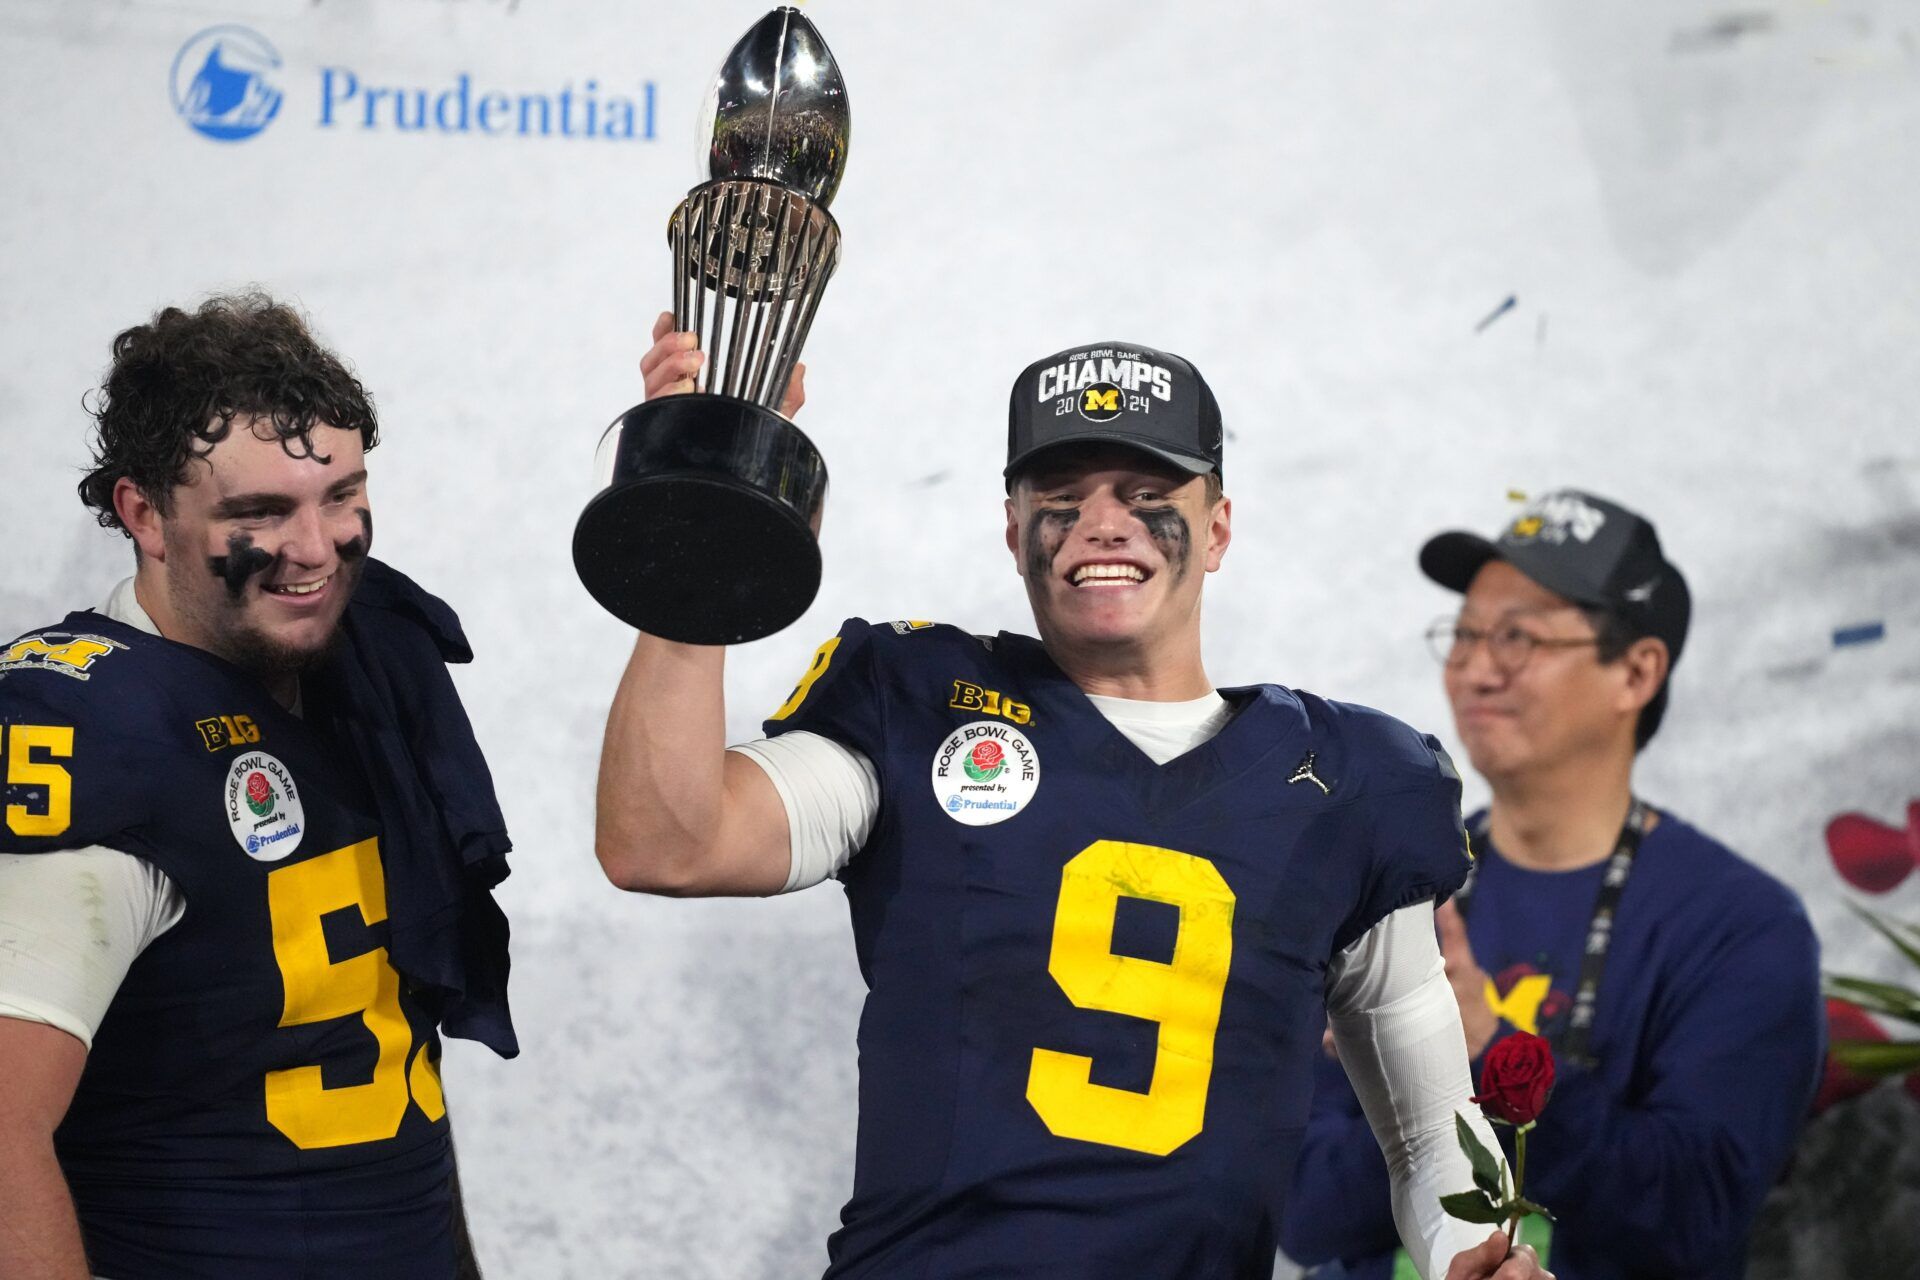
765, 620, 1473, 1280
0, 614, 458, 1278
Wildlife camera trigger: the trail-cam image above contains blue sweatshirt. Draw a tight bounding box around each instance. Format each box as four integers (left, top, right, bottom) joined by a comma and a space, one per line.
1280, 808, 1823, 1280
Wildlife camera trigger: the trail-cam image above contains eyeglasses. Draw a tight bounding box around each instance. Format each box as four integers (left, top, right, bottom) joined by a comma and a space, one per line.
1425, 617, 1601, 674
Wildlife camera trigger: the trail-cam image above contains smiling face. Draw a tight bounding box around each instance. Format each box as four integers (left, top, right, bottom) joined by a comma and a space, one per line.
121, 417, 372, 678
1443, 560, 1662, 785
1004, 445, 1229, 683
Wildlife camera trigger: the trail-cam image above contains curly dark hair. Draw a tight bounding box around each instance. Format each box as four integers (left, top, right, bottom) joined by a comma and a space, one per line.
78, 290, 379, 534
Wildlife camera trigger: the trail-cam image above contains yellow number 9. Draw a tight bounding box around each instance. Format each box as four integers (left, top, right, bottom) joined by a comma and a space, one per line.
1026, 840, 1236, 1156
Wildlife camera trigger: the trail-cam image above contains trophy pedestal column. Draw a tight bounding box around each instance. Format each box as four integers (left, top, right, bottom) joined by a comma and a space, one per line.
573, 394, 827, 645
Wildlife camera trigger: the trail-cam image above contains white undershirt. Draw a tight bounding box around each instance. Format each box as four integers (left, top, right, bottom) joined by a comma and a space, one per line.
730, 692, 1497, 1278
0, 581, 186, 1048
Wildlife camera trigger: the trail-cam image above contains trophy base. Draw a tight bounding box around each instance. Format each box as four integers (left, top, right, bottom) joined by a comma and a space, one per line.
573, 395, 827, 645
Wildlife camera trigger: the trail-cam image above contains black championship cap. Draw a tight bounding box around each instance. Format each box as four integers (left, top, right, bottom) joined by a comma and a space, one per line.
1420, 489, 1692, 665
1004, 341, 1223, 484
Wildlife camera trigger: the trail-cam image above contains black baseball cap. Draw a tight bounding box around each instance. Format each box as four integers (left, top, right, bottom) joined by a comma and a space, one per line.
1420, 489, 1691, 665
1004, 341, 1223, 485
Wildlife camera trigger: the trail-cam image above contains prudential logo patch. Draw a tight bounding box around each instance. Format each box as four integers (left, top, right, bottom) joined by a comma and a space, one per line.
171, 26, 284, 142
168, 26, 658, 145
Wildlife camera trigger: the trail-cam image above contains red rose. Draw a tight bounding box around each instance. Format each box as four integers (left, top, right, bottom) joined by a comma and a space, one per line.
1472, 1031, 1556, 1126
1825, 811, 1916, 893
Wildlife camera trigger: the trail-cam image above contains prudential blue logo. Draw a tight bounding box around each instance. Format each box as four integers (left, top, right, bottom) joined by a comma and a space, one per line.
171, 26, 283, 141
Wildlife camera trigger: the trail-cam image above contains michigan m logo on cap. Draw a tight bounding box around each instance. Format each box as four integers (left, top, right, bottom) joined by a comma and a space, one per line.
1078, 383, 1123, 422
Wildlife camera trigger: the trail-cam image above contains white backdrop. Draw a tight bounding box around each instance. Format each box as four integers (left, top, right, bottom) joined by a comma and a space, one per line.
3, 2, 1918, 1276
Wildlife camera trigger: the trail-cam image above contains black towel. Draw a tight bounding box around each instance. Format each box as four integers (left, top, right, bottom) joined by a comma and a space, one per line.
312, 558, 518, 1058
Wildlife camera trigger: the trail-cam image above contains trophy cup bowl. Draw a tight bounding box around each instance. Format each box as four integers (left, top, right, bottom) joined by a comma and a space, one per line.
574, 7, 849, 644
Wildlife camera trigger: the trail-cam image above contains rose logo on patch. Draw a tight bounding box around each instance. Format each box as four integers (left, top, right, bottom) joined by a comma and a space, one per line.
245, 771, 275, 817
963, 740, 1005, 782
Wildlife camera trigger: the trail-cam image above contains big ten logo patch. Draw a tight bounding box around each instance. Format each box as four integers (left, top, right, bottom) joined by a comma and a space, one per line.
1036, 349, 1175, 422
0, 635, 125, 681
949, 680, 1032, 726
196, 714, 264, 752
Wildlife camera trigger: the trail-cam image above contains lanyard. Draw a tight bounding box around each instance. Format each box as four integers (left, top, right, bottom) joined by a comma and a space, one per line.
1453, 799, 1651, 1068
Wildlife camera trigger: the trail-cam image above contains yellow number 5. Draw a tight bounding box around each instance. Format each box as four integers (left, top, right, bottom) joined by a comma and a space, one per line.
4, 724, 74, 838
265, 838, 444, 1149
1027, 840, 1236, 1156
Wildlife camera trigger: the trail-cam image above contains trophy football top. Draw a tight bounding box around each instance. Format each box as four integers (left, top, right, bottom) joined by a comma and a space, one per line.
700, 7, 851, 208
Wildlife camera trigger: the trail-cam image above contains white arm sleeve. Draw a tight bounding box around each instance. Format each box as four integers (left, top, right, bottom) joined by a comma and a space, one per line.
0, 847, 184, 1049
727, 731, 880, 893
1326, 902, 1506, 1280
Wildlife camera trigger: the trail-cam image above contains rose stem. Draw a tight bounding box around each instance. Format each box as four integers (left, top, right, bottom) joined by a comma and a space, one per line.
1505, 1125, 1530, 1258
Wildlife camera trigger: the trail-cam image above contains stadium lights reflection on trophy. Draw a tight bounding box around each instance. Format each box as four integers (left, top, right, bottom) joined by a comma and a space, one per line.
574, 6, 849, 644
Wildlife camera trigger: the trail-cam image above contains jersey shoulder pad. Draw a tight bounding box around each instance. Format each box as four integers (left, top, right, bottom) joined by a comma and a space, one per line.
762, 617, 985, 745
0, 616, 169, 721
1294, 694, 1472, 948
864, 618, 992, 656
1292, 691, 1457, 798
0, 616, 171, 852
855, 619, 1007, 708
763, 617, 883, 740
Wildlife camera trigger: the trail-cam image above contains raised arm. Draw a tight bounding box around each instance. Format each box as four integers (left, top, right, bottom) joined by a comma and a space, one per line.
592, 314, 807, 898
595, 635, 794, 895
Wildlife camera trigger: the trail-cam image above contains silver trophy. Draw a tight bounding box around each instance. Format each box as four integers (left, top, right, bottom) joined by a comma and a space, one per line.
574, 6, 849, 644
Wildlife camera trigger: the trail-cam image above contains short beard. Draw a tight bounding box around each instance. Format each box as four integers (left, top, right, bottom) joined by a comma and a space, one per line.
163, 546, 362, 683
210, 617, 347, 679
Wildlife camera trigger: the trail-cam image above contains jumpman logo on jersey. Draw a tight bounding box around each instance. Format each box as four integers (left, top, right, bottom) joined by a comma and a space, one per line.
1288, 751, 1331, 795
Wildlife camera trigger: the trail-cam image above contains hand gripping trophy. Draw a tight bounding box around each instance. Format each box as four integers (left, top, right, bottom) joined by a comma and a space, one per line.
574, 7, 849, 644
